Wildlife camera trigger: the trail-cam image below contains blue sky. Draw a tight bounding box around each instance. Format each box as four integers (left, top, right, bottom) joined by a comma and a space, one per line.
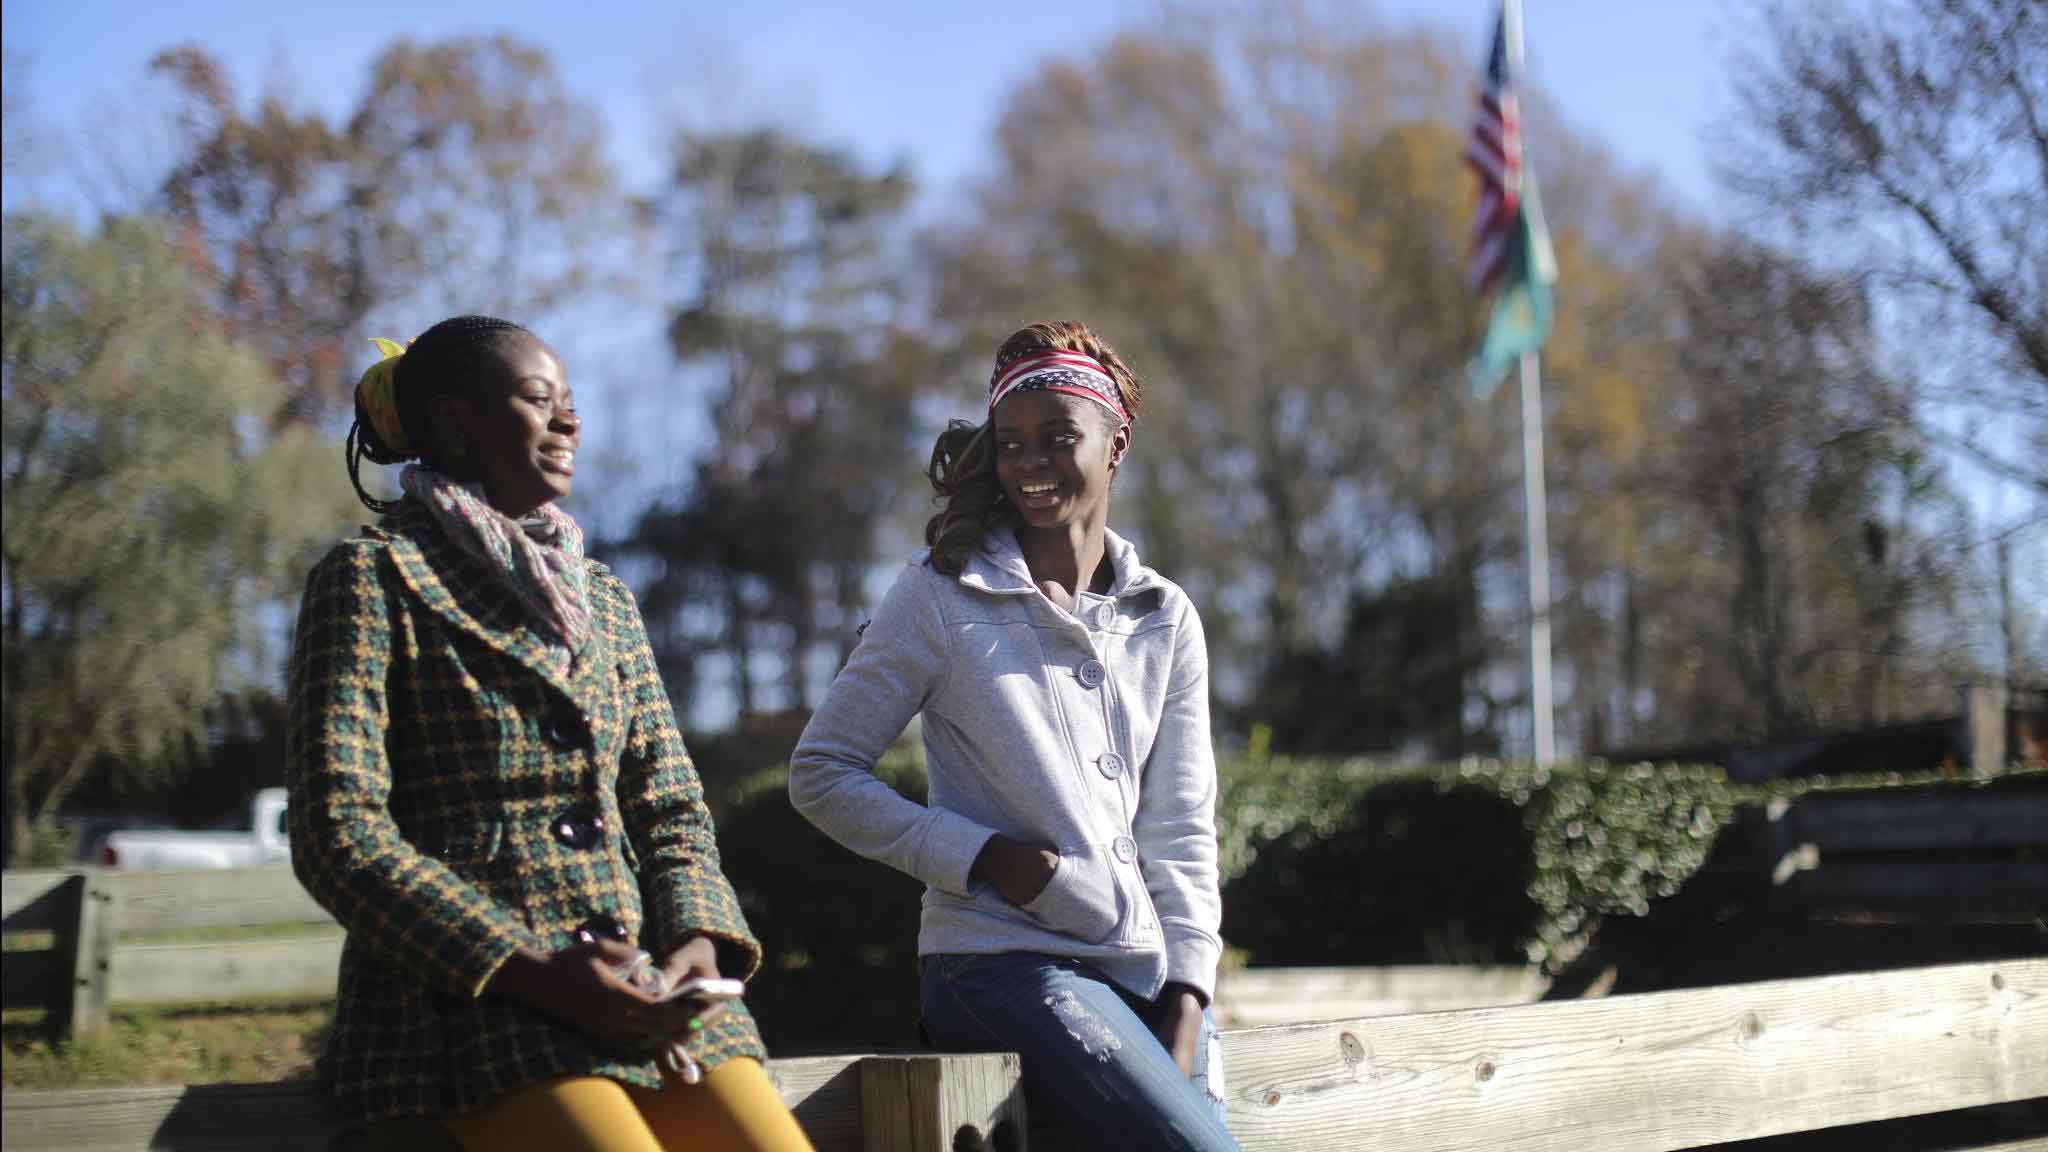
4, 0, 1733, 217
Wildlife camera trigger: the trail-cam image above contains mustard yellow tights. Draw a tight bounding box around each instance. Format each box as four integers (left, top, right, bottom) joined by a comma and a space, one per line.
440, 1058, 815, 1152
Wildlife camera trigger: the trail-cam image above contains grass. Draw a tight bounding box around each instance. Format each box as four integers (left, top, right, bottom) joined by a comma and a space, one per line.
1, 999, 332, 1089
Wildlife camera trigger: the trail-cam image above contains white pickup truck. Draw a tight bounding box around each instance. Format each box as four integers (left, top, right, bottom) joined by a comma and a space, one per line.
94, 787, 291, 870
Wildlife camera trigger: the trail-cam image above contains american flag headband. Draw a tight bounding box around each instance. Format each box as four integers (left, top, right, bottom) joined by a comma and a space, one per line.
987, 351, 1129, 424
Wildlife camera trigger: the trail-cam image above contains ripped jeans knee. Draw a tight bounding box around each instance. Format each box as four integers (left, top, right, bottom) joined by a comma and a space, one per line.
920, 953, 1239, 1152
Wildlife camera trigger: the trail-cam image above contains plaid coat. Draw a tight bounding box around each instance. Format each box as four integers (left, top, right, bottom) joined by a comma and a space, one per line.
286, 500, 766, 1123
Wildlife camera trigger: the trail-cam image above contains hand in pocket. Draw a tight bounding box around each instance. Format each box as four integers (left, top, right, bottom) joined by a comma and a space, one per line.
971, 833, 1061, 905
1018, 844, 1122, 944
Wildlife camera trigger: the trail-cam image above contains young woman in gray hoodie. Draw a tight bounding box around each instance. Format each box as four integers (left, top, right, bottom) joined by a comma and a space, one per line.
790, 322, 1236, 1150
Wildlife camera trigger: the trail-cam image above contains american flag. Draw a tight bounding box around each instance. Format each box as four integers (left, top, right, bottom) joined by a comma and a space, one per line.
1466, 0, 1523, 292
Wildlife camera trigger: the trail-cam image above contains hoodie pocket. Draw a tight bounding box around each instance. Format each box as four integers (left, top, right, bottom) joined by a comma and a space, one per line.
1020, 843, 1122, 945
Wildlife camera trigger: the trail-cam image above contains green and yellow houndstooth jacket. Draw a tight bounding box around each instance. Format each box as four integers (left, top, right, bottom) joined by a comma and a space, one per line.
286, 499, 766, 1123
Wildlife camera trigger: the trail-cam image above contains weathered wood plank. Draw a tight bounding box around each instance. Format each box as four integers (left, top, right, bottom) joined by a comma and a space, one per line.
1214, 965, 1550, 1029
1, 947, 62, 1010
766, 1054, 867, 1152
6, 867, 338, 940
0, 1055, 885, 1152
109, 934, 345, 1005
0, 1083, 335, 1152
858, 1054, 1024, 1152
859, 1057, 931, 1152
1, 869, 81, 931
5, 964, 2038, 1151
102, 866, 334, 938
931, 1053, 1026, 1151
1785, 790, 2048, 854
61, 875, 117, 1039
1221, 958, 2048, 1152
1781, 858, 2048, 922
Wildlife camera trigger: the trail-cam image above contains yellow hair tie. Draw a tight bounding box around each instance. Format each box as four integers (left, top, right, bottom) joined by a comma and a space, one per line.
357, 337, 412, 457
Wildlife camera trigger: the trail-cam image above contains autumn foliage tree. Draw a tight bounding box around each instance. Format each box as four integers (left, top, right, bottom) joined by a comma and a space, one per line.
1, 214, 351, 863
152, 34, 625, 436
926, 10, 1978, 757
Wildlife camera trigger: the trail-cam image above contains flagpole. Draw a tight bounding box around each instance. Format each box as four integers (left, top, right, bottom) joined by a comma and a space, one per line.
1518, 348, 1555, 766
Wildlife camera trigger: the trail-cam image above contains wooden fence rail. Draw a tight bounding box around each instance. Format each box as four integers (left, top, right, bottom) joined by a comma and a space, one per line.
2, 959, 2042, 1151
9, 781, 2036, 1037
1, 866, 1548, 1039
0, 1052, 1023, 1152
2, 867, 342, 1036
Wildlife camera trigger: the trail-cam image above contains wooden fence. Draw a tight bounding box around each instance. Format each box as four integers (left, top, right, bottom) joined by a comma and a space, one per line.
8, 782, 2035, 1039
6, 782, 2045, 1150
1754, 786, 2048, 923
2, 958, 2042, 1151
1210, 964, 1549, 1029
1, 866, 340, 1037
0, 865, 1550, 1039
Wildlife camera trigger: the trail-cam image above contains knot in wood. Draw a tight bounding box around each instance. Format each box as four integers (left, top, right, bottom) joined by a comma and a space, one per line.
1264, 1090, 1283, 1107
1991, 972, 2006, 991
1339, 1031, 1366, 1067
1474, 1058, 1497, 1083
1739, 1012, 1764, 1042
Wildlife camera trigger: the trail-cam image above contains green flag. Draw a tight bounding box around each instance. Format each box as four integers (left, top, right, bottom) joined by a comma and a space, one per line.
1470, 170, 1557, 396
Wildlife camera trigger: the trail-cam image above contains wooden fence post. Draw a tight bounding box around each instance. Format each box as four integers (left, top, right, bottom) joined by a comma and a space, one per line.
1965, 681, 2009, 777
52, 873, 118, 1041
858, 1054, 1025, 1152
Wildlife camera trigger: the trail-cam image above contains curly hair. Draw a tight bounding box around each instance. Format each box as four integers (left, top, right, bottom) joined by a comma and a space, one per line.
924, 321, 1144, 576
345, 315, 533, 513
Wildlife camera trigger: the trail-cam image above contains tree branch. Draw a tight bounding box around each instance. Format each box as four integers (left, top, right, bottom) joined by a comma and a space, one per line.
1872, 165, 2048, 385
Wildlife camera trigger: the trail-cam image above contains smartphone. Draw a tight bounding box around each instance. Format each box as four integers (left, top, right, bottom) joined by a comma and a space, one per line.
666, 976, 746, 1004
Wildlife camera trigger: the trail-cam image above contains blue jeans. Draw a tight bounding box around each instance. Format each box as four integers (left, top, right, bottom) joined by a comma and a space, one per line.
921, 952, 1238, 1152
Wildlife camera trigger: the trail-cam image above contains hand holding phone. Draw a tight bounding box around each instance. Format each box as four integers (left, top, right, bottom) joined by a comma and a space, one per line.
650, 976, 745, 1086
665, 976, 745, 1004
640, 973, 744, 1046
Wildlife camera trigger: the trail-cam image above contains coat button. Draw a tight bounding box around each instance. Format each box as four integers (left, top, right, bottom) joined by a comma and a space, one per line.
1113, 835, 1137, 863
575, 914, 628, 945
1098, 751, 1125, 779
552, 811, 605, 850
545, 701, 590, 749
1077, 659, 1106, 688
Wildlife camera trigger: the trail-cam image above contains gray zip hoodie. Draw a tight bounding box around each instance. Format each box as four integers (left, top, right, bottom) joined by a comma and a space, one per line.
788, 525, 1223, 1003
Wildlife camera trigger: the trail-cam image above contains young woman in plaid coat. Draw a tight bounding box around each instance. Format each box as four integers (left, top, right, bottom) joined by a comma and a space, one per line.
288, 316, 813, 1151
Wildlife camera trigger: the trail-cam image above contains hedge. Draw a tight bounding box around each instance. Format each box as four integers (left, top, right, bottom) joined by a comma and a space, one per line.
1217, 738, 1738, 972
709, 740, 2043, 1049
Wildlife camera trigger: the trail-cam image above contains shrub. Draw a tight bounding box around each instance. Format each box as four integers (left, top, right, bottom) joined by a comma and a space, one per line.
712, 729, 2046, 1054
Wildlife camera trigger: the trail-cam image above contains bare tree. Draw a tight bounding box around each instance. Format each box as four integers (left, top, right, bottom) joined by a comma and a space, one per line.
1632, 237, 1964, 741
1, 50, 38, 186
1722, 0, 2047, 493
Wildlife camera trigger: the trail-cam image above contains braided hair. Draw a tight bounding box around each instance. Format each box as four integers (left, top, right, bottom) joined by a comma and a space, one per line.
924, 321, 1144, 576
346, 315, 532, 513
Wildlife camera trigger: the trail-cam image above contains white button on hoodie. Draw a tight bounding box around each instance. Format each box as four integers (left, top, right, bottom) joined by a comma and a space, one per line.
788, 525, 1224, 1003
